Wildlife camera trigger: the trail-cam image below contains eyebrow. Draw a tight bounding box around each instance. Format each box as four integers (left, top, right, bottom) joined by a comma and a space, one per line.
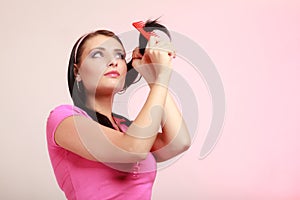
89, 47, 124, 54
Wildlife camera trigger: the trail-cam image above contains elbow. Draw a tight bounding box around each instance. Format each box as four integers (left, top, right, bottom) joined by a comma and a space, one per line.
154, 140, 191, 163
129, 152, 148, 162
184, 139, 191, 151
176, 142, 190, 156
181, 144, 190, 153
172, 136, 191, 156
127, 143, 150, 162
179, 136, 191, 153
136, 152, 148, 161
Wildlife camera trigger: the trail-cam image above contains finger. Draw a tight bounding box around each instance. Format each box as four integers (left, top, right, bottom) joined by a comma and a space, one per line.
133, 47, 142, 55
155, 40, 174, 51
146, 35, 159, 49
132, 47, 139, 54
168, 51, 176, 59
132, 58, 141, 68
156, 41, 176, 58
152, 30, 170, 42
132, 47, 143, 59
167, 43, 176, 58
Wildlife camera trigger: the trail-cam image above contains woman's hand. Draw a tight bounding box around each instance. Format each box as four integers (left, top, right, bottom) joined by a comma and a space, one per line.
131, 47, 156, 85
132, 36, 175, 86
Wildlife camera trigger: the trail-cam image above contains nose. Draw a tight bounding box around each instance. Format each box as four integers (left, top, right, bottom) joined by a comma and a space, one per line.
108, 58, 118, 68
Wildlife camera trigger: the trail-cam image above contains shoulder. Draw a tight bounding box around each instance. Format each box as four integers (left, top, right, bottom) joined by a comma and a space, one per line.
46, 104, 91, 146
47, 104, 91, 130
49, 104, 89, 116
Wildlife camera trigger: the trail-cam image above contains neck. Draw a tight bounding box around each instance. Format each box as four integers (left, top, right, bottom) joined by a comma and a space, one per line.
85, 93, 114, 119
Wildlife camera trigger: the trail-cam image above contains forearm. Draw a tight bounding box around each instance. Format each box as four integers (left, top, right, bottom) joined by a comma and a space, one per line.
162, 92, 190, 144
71, 83, 170, 163
125, 81, 169, 154
151, 92, 191, 161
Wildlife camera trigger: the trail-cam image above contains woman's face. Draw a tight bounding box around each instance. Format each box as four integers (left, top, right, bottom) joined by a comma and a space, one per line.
76, 35, 127, 96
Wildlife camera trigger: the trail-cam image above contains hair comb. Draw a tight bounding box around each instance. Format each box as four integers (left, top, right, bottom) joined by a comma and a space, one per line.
132, 21, 157, 41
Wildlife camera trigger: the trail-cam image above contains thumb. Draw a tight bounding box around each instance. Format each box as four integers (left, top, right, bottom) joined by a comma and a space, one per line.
132, 58, 141, 68
132, 47, 143, 59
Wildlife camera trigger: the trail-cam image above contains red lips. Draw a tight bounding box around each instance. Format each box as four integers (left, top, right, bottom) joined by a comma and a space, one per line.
104, 70, 120, 78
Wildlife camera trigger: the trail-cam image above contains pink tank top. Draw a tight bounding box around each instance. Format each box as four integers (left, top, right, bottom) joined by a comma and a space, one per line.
46, 104, 157, 200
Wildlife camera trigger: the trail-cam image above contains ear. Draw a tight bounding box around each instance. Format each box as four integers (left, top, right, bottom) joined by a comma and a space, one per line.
73, 64, 82, 81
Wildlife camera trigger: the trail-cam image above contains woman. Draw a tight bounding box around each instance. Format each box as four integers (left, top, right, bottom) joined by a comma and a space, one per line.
46, 21, 190, 200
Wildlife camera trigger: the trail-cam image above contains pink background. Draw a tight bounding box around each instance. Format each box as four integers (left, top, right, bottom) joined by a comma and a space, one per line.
0, 0, 299, 199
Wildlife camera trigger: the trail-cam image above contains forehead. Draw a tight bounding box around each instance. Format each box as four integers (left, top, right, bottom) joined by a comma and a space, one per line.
84, 35, 124, 52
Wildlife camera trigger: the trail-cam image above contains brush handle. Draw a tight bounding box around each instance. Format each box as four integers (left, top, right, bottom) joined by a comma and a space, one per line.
132, 21, 152, 40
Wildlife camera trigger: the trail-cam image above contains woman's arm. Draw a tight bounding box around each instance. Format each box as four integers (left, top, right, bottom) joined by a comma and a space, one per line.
129, 43, 191, 162
55, 83, 169, 163
150, 92, 191, 162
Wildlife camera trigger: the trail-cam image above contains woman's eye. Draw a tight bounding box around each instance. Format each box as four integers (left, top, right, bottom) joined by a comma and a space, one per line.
91, 51, 103, 58
115, 53, 125, 60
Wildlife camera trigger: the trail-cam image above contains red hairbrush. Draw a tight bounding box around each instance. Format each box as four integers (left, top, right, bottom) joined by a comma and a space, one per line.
132, 21, 157, 40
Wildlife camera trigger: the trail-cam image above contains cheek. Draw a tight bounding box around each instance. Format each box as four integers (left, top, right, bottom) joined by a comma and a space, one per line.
80, 60, 107, 86
119, 61, 128, 76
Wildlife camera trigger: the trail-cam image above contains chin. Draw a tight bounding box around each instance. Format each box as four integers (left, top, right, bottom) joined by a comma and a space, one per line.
97, 78, 125, 94
96, 85, 124, 95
